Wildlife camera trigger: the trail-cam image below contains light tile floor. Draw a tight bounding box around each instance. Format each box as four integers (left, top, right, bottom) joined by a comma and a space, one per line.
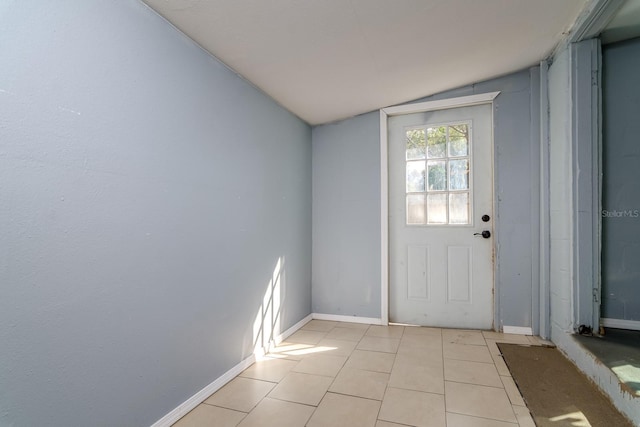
174, 320, 547, 427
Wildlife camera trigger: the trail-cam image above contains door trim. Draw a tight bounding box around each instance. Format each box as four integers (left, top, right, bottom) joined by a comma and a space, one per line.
570, 40, 602, 332
380, 92, 500, 325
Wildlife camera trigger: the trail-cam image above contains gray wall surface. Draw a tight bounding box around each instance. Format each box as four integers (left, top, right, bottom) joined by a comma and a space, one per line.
312, 112, 382, 318
602, 37, 640, 321
0, 2, 311, 426
312, 70, 541, 331
547, 46, 574, 337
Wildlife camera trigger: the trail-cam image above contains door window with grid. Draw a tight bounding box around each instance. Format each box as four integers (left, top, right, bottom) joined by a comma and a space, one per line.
405, 122, 471, 225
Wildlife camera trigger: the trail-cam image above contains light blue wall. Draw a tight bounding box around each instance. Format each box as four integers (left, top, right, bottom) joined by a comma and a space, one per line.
602, 37, 640, 321
312, 70, 541, 331
0, 1, 311, 426
312, 112, 381, 318
547, 46, 574, 338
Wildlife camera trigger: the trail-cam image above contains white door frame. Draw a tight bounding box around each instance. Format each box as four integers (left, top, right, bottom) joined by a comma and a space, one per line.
379, 92, 500, 325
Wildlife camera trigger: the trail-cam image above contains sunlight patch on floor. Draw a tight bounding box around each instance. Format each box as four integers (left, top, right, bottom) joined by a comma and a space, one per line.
549, 409, 592, 426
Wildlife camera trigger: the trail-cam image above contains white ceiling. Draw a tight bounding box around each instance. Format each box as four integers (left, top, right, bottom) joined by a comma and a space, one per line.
143, 0, 587, 125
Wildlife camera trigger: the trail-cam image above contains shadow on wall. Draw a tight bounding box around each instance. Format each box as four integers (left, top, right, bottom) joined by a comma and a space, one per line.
251, 257, 285, 357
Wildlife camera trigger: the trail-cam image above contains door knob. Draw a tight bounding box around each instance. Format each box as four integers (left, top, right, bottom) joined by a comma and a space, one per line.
481, 215, 490, 222
474, 230, 491, 239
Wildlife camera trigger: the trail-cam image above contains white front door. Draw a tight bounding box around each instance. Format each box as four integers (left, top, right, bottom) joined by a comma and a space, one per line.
388, 103, 494, 329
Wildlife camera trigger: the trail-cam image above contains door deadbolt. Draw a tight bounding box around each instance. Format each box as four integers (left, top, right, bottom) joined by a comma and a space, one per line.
481, 214, 490, 222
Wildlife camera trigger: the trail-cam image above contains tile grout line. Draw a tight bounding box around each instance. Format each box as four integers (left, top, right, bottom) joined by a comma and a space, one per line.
445, 408, 521, 426
175, 321, 543, 427
440, 327, 448, 419
374, 324, 404, 424
485, 336, 521, 424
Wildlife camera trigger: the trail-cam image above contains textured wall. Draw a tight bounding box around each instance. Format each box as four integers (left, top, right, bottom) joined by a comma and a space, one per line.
0, 1, 311, 426
547, 46, 574, 337
602, 37, 640, 321
312, 70, 541, 331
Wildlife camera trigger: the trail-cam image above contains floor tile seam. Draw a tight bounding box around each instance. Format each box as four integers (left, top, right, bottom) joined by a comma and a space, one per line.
508, 399, 528, 408
445, 409, 519, 426
499, 377, 527, 406
352, 348, 401, 356
249, 382, 283, 417
372, 381, 388, 426
323, 363, 344, 394
235, 376, 279, 385
199, 401, 250, 414
342, 363, 395, 375
488, 341, 532, 346
444, 341, 488, 347
321, 390, 385, 403
300, 389, 330, 424
490, 353, 509, 364
238, 373, 266, 381
440, 333, 446, 392
443, 378, 506, 390
443, 357, 498, 365
375, 418, 415, 427
397, 346, 444, 354
262, 393, 323, 408
385, 385, 445, 396
444, 357, 496, 366
444, 382, 519, 424
361, 336, 402, 343
442, 378, 505, 389
389, 363, 444, 373
340, 359, 395, 374
291, 368, 343, 378
325, 386, 387, 402
356, 347, 400, 355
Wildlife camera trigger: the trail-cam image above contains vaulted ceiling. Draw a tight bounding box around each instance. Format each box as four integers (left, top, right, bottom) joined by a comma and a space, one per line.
143, 0, 587, 125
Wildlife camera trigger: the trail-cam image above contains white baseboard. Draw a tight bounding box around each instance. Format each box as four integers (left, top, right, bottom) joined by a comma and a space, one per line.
601, 318, 640, 331
150, 313, 312, 427
273, 313, 313, 346
312, 313, 382, 325
149, 354, 256, 427
502, 326, 533, 335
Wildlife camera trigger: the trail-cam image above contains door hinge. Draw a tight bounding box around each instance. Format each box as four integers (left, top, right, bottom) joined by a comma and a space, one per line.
592, 288, 600, 303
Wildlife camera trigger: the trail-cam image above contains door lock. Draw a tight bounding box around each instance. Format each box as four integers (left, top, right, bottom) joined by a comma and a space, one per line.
474, 230, 491, 239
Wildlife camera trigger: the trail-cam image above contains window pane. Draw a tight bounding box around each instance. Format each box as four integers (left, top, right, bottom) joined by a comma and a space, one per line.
449, 124, 469, 157
406, 161, 425, 192
449, 159, 469, 190
427, 193, 447, 224
407, 195, 425, 224
406, 129, 426, 160
427, 160, 446, 191
449, 192, 469, 224
427, 126, 446, 158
